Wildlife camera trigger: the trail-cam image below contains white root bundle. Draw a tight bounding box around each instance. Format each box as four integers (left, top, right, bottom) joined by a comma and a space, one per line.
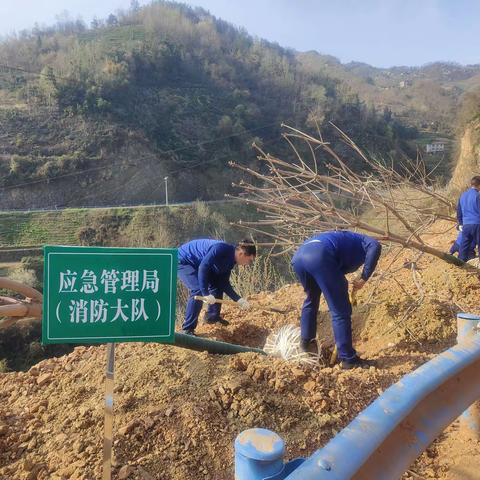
264, 324, 320, 366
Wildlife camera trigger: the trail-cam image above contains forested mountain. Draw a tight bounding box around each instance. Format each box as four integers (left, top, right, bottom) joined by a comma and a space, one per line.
0, 1, 463, 208
298, 52, 480, 136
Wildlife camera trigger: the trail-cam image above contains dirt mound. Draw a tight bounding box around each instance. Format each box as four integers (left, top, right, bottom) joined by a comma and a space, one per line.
0, 342, 415, 480
1, 222, 480, 479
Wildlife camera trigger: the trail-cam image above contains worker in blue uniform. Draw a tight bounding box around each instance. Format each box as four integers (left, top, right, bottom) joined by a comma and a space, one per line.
457, 176, 480, 262
177, 239, 256, 335
291, 231, 381, 369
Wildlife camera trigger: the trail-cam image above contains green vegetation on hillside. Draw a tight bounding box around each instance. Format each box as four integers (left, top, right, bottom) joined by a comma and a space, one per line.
0, 201, 255, 248
298, 52, 480, 137
0, 1, 421, 209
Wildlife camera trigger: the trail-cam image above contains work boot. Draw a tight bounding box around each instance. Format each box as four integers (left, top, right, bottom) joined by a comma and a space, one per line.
182, 329, 196, 336
300, 338, 318, 355
203, 315, 230, 326
341, 356, 375, 370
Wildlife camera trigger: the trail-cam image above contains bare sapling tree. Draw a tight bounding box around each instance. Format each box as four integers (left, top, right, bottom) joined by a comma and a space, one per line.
227, 124, 471, 270
329, 124, 457, 224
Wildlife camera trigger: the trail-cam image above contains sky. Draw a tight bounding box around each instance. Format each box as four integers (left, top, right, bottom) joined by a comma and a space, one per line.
0, 0, 479, 68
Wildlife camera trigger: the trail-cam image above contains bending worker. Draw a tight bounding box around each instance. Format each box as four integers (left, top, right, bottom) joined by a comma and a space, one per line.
291, 230, 381, 369
457, 176, 480, 262
177, 238, 256, 335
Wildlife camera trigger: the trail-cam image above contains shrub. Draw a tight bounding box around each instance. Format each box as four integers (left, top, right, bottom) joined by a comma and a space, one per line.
0, 358, 9, 373
230, 253, 294, 297
76, 211, 131, 246
20, 256, 44, 290
8, 267, 39, 289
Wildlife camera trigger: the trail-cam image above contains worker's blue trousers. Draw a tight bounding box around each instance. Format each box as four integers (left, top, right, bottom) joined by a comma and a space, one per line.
459, 224, 480, 262
177, 264, 223, 331
292, 241, 356, 361
451, 240, 476, 260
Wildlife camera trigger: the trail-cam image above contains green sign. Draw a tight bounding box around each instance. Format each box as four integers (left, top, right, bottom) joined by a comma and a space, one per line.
42, 246, 177, 344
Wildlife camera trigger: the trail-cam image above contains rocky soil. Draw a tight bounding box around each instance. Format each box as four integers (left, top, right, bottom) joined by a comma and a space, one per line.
1, 222, 480, 479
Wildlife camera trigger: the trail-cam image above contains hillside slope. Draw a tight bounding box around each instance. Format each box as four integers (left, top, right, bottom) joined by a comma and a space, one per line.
0, 1, 420, 209
1, 222, 479, 479
0, 107, 166, 208
298, 52, 480, 135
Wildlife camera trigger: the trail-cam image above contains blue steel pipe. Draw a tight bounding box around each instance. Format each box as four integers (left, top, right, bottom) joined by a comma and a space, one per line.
234, 428, 305, 480
235, 428, 285, 479
457, 312, 480, 343
457, 313, 480, 437
284, 337, 480, 480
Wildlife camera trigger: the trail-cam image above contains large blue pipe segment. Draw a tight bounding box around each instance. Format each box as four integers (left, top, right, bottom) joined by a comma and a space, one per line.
284, 337, 480, 479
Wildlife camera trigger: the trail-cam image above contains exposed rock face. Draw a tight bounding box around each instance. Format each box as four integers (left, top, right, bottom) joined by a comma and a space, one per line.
450, 120, 480, 192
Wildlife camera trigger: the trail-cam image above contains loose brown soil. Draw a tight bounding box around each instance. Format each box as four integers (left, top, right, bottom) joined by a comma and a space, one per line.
1, 222, 479, 479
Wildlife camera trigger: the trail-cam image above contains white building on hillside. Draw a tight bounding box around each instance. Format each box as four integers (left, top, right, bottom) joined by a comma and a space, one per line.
425, 141, 445, 154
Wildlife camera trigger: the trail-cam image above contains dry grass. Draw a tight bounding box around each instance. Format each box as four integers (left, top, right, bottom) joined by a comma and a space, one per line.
230, 253, 294, 298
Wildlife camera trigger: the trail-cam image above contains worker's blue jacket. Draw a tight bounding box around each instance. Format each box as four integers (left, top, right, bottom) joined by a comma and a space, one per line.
457, 188, 480, 225
177, 239, 240, 301
302, 231, 382, 281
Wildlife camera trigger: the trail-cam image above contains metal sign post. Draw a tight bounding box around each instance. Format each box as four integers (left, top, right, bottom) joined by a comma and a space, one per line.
103, 343, 115, 480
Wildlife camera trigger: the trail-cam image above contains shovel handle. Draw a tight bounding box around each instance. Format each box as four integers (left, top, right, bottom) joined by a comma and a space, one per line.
329, 345, 338, 366
193, 296, 286, 314
350, 289, 358, 307
194, 295, 236, 305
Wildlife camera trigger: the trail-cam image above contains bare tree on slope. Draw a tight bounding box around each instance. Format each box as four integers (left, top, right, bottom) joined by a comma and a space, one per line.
228, 124, 472, 270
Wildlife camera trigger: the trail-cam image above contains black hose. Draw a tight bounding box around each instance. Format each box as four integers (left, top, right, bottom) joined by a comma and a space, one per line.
173, 332, 266, 355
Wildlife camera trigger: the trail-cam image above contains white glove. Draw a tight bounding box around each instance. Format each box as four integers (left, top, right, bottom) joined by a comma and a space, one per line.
204, 294, 216, 305
237, 298, 250, 310
459, 225, 463, 232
